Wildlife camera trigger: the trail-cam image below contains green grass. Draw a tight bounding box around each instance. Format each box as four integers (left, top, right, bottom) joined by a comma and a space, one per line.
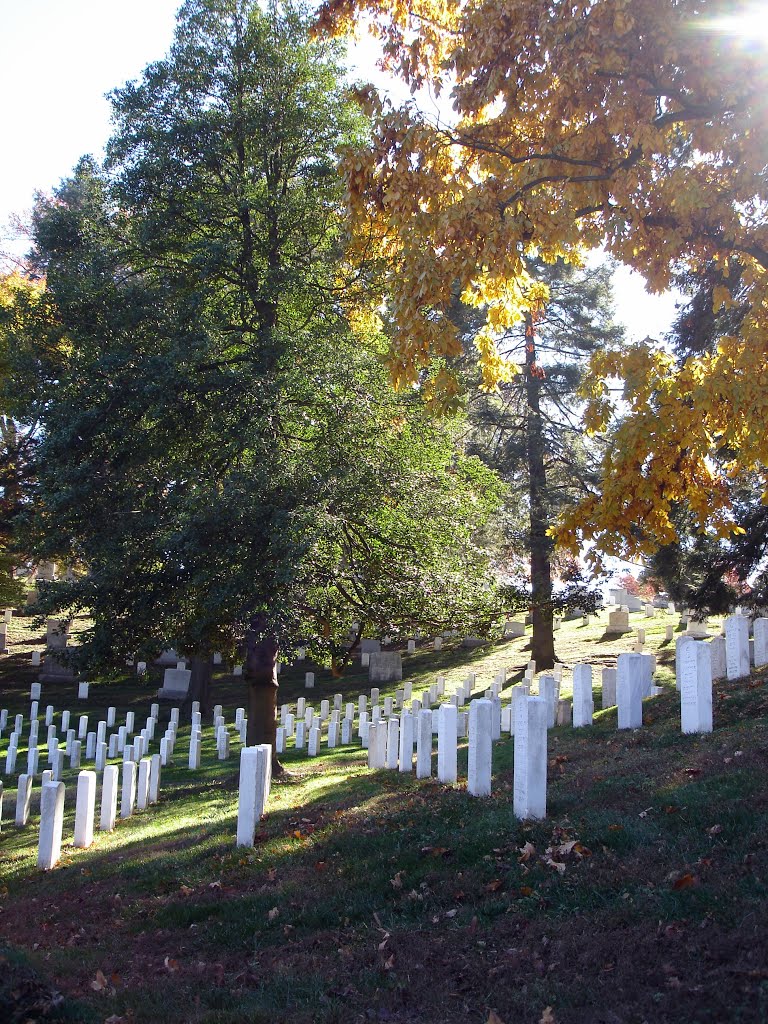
1, 605, 766, 1023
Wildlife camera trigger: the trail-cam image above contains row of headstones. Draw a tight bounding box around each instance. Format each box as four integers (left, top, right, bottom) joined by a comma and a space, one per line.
356, 635, 736, 815
231, 693, 548, 844
0, 699, 183, 778
273, 673, 500, 756
0, 689, 254, 782
0, 607, 13, 653
0, 691, 245, 868
2, 753, 165, 870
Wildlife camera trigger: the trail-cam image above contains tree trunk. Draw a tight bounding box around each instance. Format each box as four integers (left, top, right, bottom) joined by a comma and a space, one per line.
525, 313, 556, 670
184, 655, 212, 717
244, 613, 282, 774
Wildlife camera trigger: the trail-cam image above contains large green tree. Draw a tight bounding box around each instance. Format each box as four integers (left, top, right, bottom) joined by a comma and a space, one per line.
6, 0, 507, 757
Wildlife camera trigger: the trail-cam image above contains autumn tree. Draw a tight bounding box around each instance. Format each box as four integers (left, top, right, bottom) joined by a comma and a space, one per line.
634, 265, 768, 614
317, 0, 768, 557
0, 272, 42, 608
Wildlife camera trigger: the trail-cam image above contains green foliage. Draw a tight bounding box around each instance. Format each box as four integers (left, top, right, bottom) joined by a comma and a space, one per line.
4, 0, 507, 670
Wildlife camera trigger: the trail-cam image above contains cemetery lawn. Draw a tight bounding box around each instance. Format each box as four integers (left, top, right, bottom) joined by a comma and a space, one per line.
2, 611, 768, 1023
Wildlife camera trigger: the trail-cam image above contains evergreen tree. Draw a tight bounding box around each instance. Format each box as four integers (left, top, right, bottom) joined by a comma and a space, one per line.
461, 259, 624, 666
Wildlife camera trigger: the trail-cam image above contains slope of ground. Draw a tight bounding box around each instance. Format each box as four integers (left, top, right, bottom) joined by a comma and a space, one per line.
1, 609, 766, 1024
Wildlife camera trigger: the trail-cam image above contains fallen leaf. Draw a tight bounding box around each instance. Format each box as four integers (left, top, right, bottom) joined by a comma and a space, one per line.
445, 909, 458, 918
390, 871, 404, 890
104, 1016, 127, 1024
90, 969, 108, 993
708, 824, 723, 836
608, 824, 623, 832
179, 885, 194, 897
267, 907, 279, 921
518, 842, 536, 861
518, 886, 534, 897
540, 1008, 556, 1023
267, 867, 277, 881
164, 956, 180, 972
672, 873, 696, 890
383, 953, 395, 970
544, 858, 566, 875
487, 1012, 506, 1024
485, 879, 503, 892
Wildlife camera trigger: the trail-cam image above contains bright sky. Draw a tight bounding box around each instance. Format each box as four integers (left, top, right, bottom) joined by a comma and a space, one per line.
0, 0, 680, 340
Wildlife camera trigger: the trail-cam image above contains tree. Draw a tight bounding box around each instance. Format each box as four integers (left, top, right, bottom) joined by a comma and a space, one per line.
460, 259, 622, 665
317, 0, 768, 553
632, 266, 768, 614
0, 271, 44, 609
5, 0, 508, 759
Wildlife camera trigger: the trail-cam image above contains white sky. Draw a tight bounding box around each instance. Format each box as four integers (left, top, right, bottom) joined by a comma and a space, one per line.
0, 0, 680, 340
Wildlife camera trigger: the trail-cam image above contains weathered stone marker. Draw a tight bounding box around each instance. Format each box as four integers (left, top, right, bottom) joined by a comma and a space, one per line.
679, 640, 713, 734
601, 667, 617, 709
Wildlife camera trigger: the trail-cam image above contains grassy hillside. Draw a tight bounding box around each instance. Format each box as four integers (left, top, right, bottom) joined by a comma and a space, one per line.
1, 608, 767, 1024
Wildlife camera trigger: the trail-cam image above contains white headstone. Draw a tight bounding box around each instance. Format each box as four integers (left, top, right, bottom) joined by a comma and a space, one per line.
437, 704, 458, 784
73, 770, 97, 847
675, 634, 697, 692
135, 757, 150, 810
15, 773, 33, 826
37, 781, 65, 870
236, 744, 272, 847
572, 664, 593, 727
601, 667, 617, 709
513, 697, 548, 820
121, 761, 137, 818
149, 754, 161, 803
415, 709, 432, 778
538, 675, 557, 728
100, 764, 119, 831
710, 635, 727, 681
385, 717, 400, 769
617, 653, 644, 729
725, 614, 750, 680
680, 639, 713, 734
753, 618, 768, 668
468, 699, 492, 797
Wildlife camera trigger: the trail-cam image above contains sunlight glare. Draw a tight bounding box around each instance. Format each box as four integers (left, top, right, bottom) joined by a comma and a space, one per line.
702, 4, 768, 47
